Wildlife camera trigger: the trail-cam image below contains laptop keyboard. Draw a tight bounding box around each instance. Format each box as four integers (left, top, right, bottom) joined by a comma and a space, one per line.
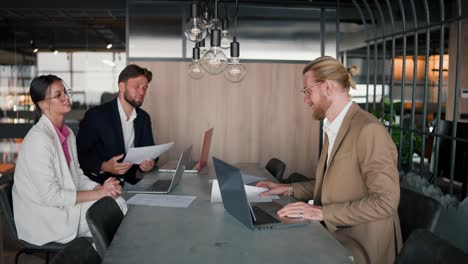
151, 180, 172, 192
252, 205, 281, 225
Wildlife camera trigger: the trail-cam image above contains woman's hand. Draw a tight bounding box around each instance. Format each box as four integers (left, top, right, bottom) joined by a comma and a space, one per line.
98, 177, 122, 199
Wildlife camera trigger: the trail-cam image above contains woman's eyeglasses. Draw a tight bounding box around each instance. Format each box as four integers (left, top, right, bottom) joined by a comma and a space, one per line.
42, 88, 73, 102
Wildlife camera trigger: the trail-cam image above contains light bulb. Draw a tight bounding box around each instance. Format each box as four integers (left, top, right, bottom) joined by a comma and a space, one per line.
224, 58, 246, 83
184, 18, 206, 42
224, 41, 246, 83
220, 19, 231, 49
188, 47, 205, 79
220, 30, 232, 49
188, 60, 205, 79
201, 29, 227, 75
207, 18, 221, 34
184, 3, 207, 42
198, 38, 208, 57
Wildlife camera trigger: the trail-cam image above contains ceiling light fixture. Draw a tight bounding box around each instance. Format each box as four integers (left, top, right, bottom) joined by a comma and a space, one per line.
30, 40, 38, 53
220, 19, 231, 49
186, 0, 245, 82
201, 28, 227, 75
188, 44, 205, 79
184, 3, 207, 42
224, 0, 246, 83
224, 38, 246, 83
106, 43, 113, 49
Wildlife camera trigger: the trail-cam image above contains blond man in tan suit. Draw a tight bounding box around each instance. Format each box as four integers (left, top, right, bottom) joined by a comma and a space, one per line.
257, 56, 402, 264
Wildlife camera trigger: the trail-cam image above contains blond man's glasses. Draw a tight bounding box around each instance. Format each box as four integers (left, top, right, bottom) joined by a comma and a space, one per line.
301, 81, 322, 94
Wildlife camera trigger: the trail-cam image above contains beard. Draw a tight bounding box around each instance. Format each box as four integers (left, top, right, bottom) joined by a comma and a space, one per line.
311, 94, 331, 120
124, 90, 143, 108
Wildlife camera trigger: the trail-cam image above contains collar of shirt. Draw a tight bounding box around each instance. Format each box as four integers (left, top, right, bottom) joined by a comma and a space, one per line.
117, 97, 137, 123
323, 100, 353, 139
51, 120, 70, 145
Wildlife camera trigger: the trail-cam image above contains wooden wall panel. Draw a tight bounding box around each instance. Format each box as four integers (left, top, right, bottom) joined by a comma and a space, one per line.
132, 60, 320, 179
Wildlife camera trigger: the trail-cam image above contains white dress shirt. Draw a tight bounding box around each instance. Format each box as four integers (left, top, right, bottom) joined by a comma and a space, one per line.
323, 100, 353, 165
117, 98, 137, 152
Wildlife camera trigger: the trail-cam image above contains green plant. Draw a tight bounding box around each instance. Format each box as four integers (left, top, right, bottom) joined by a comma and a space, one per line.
371, 98, 422, 171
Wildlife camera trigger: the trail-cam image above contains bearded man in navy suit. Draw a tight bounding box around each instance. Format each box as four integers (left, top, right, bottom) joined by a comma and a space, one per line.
77, 64, 156, 185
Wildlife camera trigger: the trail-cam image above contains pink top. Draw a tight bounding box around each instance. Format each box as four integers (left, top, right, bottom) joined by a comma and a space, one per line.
53, 122, 71, 165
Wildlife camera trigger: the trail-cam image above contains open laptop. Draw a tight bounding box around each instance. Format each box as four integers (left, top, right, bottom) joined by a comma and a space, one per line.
213, 157, 309, 231
159, 128, 214, 173
127, 146, 191, 194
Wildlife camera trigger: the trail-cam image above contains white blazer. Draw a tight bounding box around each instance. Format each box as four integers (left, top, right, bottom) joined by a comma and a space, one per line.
12, 116, 124, 246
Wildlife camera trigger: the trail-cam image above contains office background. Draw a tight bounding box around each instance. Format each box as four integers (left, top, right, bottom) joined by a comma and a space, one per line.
1, 0, 468, 261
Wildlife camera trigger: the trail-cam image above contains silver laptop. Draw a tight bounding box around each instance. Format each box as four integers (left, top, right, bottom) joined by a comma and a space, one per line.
159, 128, 213, 173
213, 157, 309, 231
127, 146, 191, 194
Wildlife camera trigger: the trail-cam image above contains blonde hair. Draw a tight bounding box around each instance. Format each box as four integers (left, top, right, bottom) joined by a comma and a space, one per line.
302, 56, 358, 90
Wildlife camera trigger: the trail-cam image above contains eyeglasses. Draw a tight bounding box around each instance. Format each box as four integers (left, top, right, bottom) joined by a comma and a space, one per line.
43, 88, 73, 102
301, 81, 322, 94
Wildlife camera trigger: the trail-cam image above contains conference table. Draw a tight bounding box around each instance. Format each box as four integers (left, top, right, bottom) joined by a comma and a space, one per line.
102, 163, 352, 264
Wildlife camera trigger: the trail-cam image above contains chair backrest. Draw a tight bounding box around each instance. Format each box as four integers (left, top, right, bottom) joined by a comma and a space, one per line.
265, 158, 286, 182
284, 172, 309, 184
398, 187, 441, 242
50, 237, 101, 264
0, 181, 20, 241
86, 196, 124, 258
395, 229, 468, 264
433, 120, 468, 189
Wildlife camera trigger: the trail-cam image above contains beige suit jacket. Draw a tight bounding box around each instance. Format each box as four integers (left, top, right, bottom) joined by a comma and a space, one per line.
292, 102, 402, 264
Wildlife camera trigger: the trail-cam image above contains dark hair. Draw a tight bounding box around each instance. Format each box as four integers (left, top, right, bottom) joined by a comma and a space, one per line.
30, 75, 63, 123
118, 64, 152, 83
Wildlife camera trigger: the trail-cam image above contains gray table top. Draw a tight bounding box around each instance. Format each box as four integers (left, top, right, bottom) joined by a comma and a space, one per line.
102, 163, 352, 264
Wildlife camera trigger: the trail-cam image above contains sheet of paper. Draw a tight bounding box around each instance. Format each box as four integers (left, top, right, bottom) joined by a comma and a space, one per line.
241, 173, 266, 184
208, 174, 266, 185
123, 142, 174, 164
126, 194, 196, 208
210, 179, 279, 203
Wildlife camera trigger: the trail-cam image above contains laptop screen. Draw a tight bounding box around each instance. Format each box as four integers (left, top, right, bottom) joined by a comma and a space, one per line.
196, 128, 214, 170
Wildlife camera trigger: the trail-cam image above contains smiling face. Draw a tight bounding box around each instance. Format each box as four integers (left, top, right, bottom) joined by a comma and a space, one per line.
303, 70, 331, 120
38, 80, 71, 116
119, 75, 149, 108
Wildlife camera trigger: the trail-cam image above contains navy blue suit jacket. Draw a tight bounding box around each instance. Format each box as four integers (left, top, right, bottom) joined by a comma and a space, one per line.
76, 98, 155, 184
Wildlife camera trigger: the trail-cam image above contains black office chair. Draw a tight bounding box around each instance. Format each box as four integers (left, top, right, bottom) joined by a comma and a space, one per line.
283, 172, 309, 184
433, 120, 468, 199
0, 181, 71, 264
395, 229, 468, 264
398, 187, 441, 242
265, 158, 286, 182
50, 237, 101, 264
86, 196, 124, 258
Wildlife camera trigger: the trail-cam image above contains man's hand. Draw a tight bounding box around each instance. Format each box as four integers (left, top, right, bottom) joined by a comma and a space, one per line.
139, 159, 155, 172
277, 202, 323, 221
96, 177, 122, 199
256, 181, 290, 196
101, 154, 132, 175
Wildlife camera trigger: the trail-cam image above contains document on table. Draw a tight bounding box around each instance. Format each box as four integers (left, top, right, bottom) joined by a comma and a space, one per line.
210, 179, 280, 203
126, 194, 196, 208
241, 173, 266, 184
123, 142, 174, 164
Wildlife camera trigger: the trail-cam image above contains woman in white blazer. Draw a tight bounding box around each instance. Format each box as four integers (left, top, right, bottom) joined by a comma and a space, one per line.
13, 75, 126, 246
